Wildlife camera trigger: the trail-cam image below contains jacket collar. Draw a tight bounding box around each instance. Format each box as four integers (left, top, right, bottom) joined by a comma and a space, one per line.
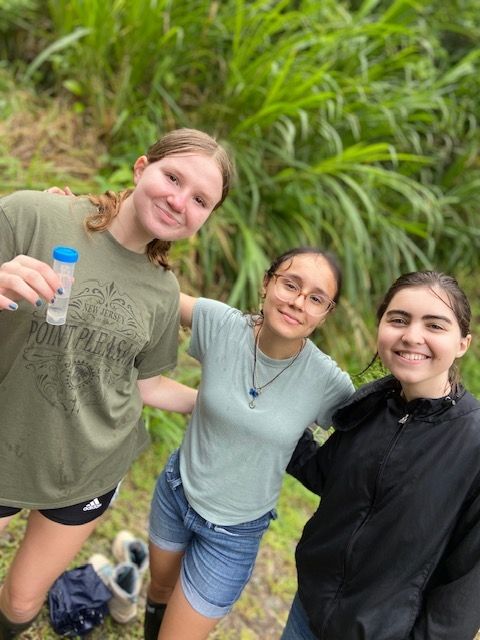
332, 375, 466, 431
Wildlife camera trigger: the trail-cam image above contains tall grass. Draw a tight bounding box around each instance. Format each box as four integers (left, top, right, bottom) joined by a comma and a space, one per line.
2, 0, 480, 312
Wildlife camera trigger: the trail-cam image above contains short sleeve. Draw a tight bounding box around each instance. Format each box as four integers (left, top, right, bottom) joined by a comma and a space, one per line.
188, 298, 235, 363
315, 366, 355, 429
135, 274, 181, 378
0, 194, 21, 262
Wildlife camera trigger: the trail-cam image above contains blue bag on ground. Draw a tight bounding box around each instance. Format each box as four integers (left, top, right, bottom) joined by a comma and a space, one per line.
48, 563, 112, 637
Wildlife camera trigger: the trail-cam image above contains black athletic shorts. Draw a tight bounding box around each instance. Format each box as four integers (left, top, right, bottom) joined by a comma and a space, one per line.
0, 486, 118, 526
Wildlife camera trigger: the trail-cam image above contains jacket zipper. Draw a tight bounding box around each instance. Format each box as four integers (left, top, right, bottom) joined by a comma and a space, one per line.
320, 412, 411, 638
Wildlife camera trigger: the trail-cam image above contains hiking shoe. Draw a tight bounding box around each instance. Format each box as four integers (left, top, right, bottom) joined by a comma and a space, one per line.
112, 530, 149, 575
89, 553, 140, 624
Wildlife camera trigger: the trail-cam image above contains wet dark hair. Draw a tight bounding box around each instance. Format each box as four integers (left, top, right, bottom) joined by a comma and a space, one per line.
376, 270, 471, 391
264, 246, 343, 304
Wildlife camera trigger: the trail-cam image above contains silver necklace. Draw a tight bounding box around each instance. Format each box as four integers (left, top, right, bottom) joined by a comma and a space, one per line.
248, 327, 305, 409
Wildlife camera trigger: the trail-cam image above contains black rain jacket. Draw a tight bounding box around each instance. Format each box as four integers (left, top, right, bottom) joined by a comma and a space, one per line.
287, 375, 480, 640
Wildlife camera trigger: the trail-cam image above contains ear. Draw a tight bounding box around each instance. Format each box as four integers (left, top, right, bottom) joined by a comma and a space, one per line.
456, 333, 472, 359
133, 156, 149, 183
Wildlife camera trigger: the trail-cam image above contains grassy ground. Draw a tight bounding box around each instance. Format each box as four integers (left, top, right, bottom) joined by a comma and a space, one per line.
0, 437, 318, 639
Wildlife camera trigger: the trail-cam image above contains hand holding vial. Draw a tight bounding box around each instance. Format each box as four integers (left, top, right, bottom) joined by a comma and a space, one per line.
0, 254, 62, 311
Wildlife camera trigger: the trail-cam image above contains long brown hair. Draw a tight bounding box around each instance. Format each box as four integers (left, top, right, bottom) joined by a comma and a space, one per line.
84, 128, 235, 268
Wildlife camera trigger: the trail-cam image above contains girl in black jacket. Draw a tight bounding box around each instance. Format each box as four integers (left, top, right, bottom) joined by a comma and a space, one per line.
282, 270, 480, 640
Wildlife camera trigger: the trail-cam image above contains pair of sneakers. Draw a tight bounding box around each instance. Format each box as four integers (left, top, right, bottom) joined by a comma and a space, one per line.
89, 530, 149, 624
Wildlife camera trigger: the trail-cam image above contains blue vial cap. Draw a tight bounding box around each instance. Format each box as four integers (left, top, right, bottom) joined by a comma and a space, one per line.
52, 246, 79, 263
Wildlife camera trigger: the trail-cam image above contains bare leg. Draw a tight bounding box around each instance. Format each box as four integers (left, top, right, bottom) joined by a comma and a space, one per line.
147, 543, 184, 604
144, 543, 184, 640
158, 579, 222, 640
0, 510, 99, 622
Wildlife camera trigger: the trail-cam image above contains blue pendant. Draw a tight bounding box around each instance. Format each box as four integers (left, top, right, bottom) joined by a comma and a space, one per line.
248, 387, 259, 409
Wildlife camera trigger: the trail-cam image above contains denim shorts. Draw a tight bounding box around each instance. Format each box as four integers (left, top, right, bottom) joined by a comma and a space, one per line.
149, 449, 276, 618
280, 593, 318, 640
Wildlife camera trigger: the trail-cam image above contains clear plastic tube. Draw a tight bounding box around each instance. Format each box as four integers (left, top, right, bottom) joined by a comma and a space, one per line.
46, 246, 79, 326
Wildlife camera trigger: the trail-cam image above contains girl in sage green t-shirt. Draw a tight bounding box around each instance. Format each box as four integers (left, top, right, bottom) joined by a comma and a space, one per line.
0, 128, 234, 639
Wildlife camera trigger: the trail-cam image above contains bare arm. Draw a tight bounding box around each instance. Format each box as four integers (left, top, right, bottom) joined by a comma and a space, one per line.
179, 292, 198, 328
0, 255, 61, 310
137, 375, 197, 414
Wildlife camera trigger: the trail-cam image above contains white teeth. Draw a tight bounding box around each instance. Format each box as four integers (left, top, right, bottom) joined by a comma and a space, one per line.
398, 352, 427, 361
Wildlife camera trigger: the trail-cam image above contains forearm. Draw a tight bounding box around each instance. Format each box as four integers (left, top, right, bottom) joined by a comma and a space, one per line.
410, 590, 480, 640
138, 375, 198, 414
411, 492, 480, 639
286, 428, 325, 495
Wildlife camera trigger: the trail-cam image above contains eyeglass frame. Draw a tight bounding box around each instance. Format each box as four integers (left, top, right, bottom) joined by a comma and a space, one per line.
271, 273, 336, 315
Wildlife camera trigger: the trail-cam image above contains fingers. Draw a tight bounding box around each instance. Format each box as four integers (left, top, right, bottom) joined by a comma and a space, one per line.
0, 255, 62, 310
0, 293, 19, 311
44, 186, 74, 196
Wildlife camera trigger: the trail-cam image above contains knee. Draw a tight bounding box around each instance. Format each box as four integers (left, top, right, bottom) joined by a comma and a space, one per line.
148, 579, 176, 604
0, 583, 43, 622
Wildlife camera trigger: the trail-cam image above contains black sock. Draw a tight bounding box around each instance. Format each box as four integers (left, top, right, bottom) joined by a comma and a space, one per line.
144, 598, 167, 640
0, 609, 37, 639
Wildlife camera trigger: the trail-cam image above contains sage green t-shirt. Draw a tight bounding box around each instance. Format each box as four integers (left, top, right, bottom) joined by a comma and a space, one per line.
180, 298, 355, 525
0, 190, 180, 508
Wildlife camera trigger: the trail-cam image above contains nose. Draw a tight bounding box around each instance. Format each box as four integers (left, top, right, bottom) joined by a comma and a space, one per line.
291, 292, 307, 309
167, 191, 187, 213
401, 324, 424, 344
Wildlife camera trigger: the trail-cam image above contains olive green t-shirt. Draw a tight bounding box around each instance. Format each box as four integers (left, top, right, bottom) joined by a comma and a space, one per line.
0, 190, 179, 508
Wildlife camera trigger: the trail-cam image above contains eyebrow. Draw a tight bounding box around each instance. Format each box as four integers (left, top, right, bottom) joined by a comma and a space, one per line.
385, 309, 453, 324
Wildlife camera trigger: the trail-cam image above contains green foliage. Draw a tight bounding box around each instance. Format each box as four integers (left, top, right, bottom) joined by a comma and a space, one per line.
1, 6, 479, 636
1, 0, 479, 312
1, 0, 479, 368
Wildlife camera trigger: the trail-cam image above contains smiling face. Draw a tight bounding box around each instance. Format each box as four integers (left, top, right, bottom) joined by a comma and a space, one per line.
123, 152, 224, 248
377, 285, 471, 401
260, 253, 338, 350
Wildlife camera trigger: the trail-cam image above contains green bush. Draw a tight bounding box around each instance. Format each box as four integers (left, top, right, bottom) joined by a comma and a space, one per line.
1, 0, 479, 349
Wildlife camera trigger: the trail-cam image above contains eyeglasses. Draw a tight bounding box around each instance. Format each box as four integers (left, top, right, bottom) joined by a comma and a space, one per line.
272, 274, 336, 316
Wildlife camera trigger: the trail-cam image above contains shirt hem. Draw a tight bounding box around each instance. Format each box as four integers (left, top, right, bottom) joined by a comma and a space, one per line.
0, 478, 121, 511
182, 487, 277, 526
0, 435, 150, 511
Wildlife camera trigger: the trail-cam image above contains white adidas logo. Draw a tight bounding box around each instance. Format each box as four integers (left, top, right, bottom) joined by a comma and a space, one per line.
83, 497, 102, 511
